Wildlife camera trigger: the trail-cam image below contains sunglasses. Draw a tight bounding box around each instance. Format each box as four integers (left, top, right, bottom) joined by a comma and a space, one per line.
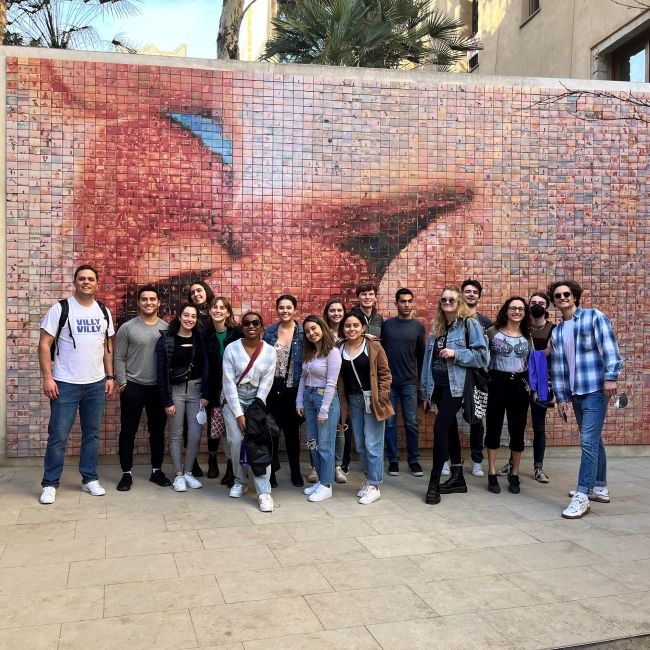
554, 291, 572, 300
440, 298, 457, 304
242, 319, 261, 327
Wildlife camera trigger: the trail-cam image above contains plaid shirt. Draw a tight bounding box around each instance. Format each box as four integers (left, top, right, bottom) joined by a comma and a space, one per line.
550, 307, 623, 403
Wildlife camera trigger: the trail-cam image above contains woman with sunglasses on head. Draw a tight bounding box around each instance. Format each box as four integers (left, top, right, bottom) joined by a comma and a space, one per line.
323, 297, 351, 481
484, 297, 533, 495
204, 296, 243, 483
156, 303, 210, 493
498, 291, 555, 483
338, 311, 393, 505
222, 311, 277, 512
296, 316, 342, 502
263, 295, 305, 487
420, 287, 489, 505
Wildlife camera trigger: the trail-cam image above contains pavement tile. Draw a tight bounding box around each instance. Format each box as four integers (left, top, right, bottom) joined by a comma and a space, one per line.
587, 513, 650, 536
105, 529, 203, 557
514, 519, 612, 543
0, 562, 69, 595
579, 591, 650, 636
573, 533, 650, 562
361, 511, 448, 534
75, 513, 167, 539
244, 502, 331, 524
68, 553, 178, 587
317, 496, 408, 519
356, 531, 459, 558
0, 624, 61, 650
269, 536, 373, 567
283, 517, 377, 541
165, 509, 254, 531
199, 523, 294, 548
0, 521, 76, 544
17, 501, 106, 524
437, 524, 539, 550
412, 547, 524, 581
317, 556, 423, 590
494, 540, 603, 571
591, 559, 650, 591
175, 545, 280, 576
243, 627, 381, 649
0, 537, 106, 568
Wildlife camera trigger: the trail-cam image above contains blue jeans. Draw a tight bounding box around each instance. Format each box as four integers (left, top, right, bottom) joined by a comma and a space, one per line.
42, 379, 106, 488
572, 390, 608, 494
304, 387, 339, 485
384, 384, 420, 464
348, 393, 384, 485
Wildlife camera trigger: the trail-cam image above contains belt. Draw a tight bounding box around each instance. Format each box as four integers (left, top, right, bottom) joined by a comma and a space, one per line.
491, 370, 527, 380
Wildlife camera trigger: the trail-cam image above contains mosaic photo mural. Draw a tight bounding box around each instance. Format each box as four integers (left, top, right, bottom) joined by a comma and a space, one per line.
4, 51, 649, 457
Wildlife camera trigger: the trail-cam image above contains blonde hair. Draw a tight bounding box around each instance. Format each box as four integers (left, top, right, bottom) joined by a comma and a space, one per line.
430, 285, 472, 337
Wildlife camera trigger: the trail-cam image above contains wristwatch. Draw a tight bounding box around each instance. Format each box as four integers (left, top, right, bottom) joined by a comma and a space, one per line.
105, 375, 116, 380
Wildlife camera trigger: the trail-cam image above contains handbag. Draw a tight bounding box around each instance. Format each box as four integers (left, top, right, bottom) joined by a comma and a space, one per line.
210, 406, 226, 439
169, 334, 196, 384
461, 320, 490, 425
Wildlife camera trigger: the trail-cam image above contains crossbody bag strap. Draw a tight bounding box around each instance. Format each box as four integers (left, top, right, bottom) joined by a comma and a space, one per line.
348, 340, 367, 391
236, 341, 263, 387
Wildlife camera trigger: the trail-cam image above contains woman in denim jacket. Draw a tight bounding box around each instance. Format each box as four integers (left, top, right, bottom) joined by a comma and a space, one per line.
420, 286, 489, 505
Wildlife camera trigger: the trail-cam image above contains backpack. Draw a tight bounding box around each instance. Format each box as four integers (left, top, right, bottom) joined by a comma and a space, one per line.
50, 298, 111, 361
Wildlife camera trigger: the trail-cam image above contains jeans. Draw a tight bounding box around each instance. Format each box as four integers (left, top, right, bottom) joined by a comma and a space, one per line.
304, 387, 340, 485
384, 383, 420, 464
484, 371, 530, 453
118, 381, 167, 472
431, 384, 463, 477
224, 383, 271, 495
42, 379, 105, 488
347, 392, 384, 485
530, 399, 548, 468
572, 390, 608, 494
169, 379, 203, 475
469, 420, 484, 464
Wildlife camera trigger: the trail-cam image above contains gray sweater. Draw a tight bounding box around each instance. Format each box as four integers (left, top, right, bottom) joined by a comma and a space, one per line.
114, 317, 168, 386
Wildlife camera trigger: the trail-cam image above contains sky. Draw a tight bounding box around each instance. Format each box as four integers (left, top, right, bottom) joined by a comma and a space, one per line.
97, 0, 223, 59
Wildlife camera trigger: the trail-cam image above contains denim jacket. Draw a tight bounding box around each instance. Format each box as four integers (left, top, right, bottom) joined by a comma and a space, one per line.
420, 317, 489, 399
262, 321, 304, 386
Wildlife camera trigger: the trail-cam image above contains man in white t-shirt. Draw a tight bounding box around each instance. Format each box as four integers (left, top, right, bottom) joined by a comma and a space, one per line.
37, 264, 116, 504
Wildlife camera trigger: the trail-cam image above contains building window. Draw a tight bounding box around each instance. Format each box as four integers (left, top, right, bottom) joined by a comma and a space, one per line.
471, 0, 479, 36
521, 0, 540, 25
612, 33, 649, 82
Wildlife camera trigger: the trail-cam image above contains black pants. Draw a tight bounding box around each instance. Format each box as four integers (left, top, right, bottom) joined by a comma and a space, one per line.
469, 419, 484, 464
484, 371, 529, 453
119, 381, 167, 471
530, 399, 548, 467
267, 385, 303, 477
431, 384, 463, 477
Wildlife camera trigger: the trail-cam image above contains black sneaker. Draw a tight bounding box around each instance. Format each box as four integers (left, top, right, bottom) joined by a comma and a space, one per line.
192, 459, 204, 478
409, 462, 423, 477
507, 473, 521, 494
149, 470, 172, 487
387, 461, 400, 476
487, 474, 501, 494
341, 464, 349, 474
270, 472, 278, 489
116, 473, 132, 491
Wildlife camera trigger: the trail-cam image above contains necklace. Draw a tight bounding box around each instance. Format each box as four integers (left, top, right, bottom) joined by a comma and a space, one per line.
530, 322, 547, 331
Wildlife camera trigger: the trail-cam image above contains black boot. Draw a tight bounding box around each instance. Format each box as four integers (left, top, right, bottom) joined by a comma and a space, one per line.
425, 472, 441, 504
192, 458, 204, 477
221, 460, 235, 487
270, 470, 278, 489
439, 463, 468, 494
207, 452, 220, 479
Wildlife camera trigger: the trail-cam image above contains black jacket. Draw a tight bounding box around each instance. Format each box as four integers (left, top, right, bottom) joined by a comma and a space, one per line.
203, 326, 243, 406
244, 398, 280, 477
155, 330, 210, 408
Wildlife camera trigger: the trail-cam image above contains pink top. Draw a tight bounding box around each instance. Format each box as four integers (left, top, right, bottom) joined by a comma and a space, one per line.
296, 348, 342, 418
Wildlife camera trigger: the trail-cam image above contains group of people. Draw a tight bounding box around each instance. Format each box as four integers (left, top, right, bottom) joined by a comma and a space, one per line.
37, 266, 623, 521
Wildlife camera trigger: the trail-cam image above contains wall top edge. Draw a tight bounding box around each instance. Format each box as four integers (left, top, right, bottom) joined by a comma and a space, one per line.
2, 45, 650, 94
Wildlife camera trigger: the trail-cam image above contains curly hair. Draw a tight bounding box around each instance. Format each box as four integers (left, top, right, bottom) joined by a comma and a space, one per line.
494, 296, 530, 337
430, 286, 472, 338
187, 280, 214, 306
547, 280, 583, 307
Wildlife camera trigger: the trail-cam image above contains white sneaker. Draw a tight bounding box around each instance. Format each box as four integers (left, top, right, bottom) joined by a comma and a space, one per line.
258, 492, 274, 512
569, 487, 610, 503
40, 486, 56, 504
173, 475, 187, 492
81, 480, 106, 496
335, 466, 348, 483
356, 481, 369, 497
307, 467, 319, 483
359, 485, 381, 505
562, 492, 590, 519
441, 461, 450, 477
183, 473, 203, 489
304, 482, 320, 496
229, 482, 246, 498
472, 462, 485, 477
308, 484, 332, 502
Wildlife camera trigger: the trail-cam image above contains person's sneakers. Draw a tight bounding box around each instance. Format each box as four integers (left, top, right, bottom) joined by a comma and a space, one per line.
359, 485, 381, 505
534, 467, 550, 483
229, 482, 246, 498
487, 474, 501, 494
562, 492, 591, 519
356, 481, 369, 497
308, 483, 333, 502
183, 473, 203, 489
472, 462, 485, 477
304, 482, 320, 496
258, 492, 274, 512
173, 475, 187, 492
409, 462, 423, 477
40, 486, 56, 504
270, 472, 278, 489
569, 487, 610, 503
307, 467, 319, 483
341, 464, 349, 474
81, 480, 106, 496
291, 473, 305, 487
149, 470, 172, 487
441, 461, 450, 476
192, 458, 204, 478
387, 461, 400, 476
507, 473, 521, 494
116, 473, 133, 491
497, 461, 512, 476
335, 466, 348, 483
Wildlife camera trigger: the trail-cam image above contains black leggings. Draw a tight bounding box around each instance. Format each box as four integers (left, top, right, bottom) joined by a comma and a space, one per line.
431, 383, 463, 477
267, 385, 303, 477
484, 371, 529, 453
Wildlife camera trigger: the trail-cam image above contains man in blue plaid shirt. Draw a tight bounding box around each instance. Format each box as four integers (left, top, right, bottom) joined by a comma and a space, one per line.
548, 280, 623, 520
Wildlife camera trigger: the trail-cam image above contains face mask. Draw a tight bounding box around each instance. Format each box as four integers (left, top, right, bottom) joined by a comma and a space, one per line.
196, 406, 207, 425
530, 304, 546, 318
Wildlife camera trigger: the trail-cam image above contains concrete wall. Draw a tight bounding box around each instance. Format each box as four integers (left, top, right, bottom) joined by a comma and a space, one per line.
2, 47, 648, 461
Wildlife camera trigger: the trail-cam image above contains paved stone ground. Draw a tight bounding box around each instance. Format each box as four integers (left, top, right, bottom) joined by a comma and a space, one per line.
1, 452, 649, 650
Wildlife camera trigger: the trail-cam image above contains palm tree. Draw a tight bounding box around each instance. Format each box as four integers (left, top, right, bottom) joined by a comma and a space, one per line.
4, 0, 139, 49
261, 0, 481, 69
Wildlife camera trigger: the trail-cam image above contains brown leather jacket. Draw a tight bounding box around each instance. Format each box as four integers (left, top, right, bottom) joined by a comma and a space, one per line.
338, 335, 395, 422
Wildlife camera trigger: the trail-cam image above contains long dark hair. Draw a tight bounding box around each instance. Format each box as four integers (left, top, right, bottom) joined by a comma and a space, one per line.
494, 296, 530, 337
187, 280, 214, 307
302, 315, 336, 361
168, 303, 198, 336
323, 297, 346, 338
210, 296, 237, 329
